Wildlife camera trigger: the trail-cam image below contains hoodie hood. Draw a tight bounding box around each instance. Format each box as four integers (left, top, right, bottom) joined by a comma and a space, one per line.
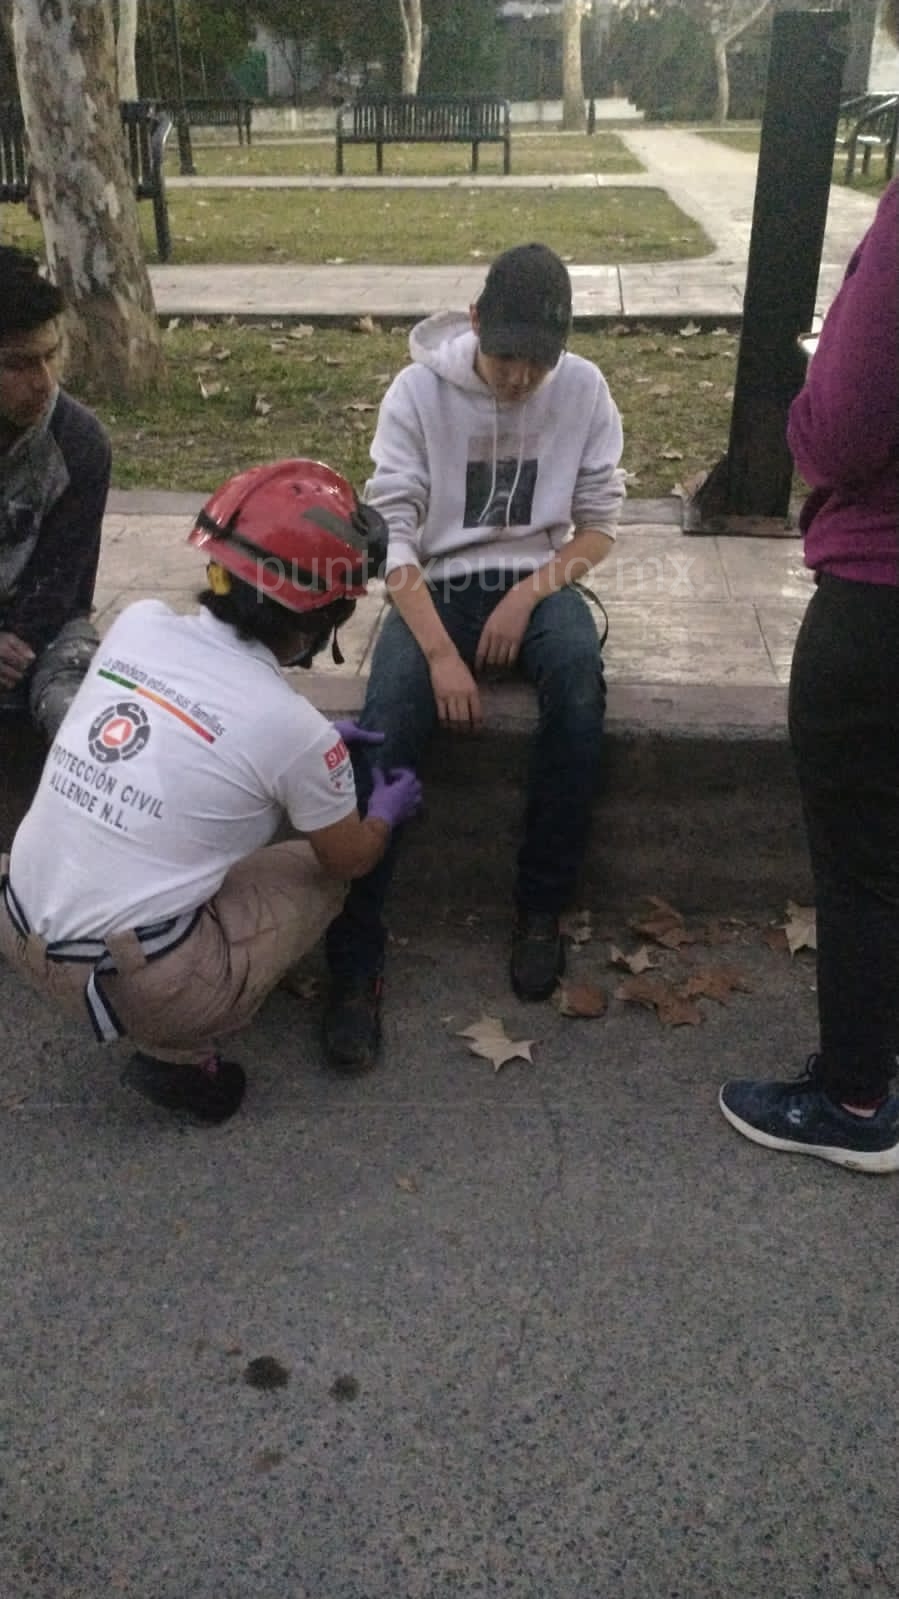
408, 312, 489, 393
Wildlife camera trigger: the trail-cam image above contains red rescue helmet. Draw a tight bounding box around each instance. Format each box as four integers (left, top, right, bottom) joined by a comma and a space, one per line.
187, 458, 387, 615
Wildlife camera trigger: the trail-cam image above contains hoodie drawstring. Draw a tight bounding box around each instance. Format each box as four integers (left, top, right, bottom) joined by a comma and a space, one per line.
478, 398, 528, 528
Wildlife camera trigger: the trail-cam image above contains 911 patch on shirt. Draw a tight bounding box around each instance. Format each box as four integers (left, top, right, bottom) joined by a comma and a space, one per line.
323, 736, 353, 794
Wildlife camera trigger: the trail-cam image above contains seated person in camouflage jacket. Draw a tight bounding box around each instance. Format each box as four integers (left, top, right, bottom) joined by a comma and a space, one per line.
0, 247, 111, 741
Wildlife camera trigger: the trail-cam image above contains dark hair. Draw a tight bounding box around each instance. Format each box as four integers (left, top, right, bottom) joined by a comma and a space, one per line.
198, 580, 354, 653
0, 246, 64, 340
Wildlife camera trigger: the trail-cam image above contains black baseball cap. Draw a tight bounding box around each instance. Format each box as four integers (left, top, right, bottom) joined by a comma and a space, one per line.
476, 242, 572, 366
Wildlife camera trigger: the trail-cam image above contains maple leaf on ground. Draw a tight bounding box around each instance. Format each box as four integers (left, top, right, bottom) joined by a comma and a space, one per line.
456, 1014, 534, 1071
679, 965, 752, 1005
784, 901, 817, 956
560, 909, 593, 946
630, 895, 697, 949
615, 974, 703, 1027
608, 943, 655, 975
553, 982, 607, 1019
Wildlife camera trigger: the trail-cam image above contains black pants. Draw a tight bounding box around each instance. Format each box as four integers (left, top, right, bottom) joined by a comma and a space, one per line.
789, 573, 899, 1101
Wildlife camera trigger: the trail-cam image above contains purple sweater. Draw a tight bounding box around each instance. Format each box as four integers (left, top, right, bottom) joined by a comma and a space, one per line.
787, 178, 899, 585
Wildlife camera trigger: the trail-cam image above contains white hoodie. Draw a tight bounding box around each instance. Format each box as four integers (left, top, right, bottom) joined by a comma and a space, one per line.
367, 311, 625, 581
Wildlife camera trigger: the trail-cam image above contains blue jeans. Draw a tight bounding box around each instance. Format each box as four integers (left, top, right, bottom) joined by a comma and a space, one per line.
326, 576, 605, 980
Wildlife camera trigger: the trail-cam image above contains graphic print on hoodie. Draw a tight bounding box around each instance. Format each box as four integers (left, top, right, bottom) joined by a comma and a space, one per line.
365, 310, 626, 581
464, 425, 539, 528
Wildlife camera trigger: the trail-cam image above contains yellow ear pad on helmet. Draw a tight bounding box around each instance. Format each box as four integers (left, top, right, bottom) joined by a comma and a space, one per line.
207, 560, 232, 596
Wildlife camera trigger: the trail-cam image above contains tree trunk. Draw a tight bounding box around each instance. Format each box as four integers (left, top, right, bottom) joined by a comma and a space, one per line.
115, 0, 138, 99
562, 0, 585, 132
13, 0, 163, 397
713, 36, 729, 124
398, 0, 423, 95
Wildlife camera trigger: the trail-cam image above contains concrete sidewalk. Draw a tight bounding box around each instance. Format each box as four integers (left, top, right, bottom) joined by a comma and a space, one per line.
149, 129, 877, 322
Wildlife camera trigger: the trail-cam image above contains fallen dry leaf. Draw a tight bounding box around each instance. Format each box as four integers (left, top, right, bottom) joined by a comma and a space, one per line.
213, 347, 231, 362
553, 981, 607, 1018
615, 974, 703, 1027
457, 1014, 534, 1071
784, 901, 817, 955
608, 943, 655, 975
630, 896, 696, 949
353, 315, 378, 334
679, 964, 752, 1005
660, 446, 684, 461
254, 394, 272, 416
394, 1173, 418, 1194
560, 909, 592, 946
288, 324, 315, 339
679, 320, 701, 337
197, 378, 224, 400
345, 401, 376, 413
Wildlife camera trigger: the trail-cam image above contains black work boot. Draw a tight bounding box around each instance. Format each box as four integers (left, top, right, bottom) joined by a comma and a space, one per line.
323, 972, 383, 1075
121, 1052, 247, 1124
510, 911, 565, 1001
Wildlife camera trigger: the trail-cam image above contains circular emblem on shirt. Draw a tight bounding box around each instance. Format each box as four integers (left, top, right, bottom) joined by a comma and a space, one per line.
88, 701, 151, 764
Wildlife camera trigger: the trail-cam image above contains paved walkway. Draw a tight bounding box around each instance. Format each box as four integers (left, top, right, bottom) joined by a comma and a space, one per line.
149, 128, 878, 321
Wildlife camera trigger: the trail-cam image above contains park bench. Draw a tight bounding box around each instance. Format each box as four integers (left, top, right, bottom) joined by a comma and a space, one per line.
335, 94, 511, 175
0, 99, 174, 262
174, 97, 252, 145
835, 92, 899, 181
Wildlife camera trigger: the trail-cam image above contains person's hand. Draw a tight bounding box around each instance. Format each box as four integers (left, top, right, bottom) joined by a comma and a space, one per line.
475, 586, 535, 673
429, 648, 482, 730
0, 631, 35, 691
333, 719, 386, 748
366, 766, 423, 829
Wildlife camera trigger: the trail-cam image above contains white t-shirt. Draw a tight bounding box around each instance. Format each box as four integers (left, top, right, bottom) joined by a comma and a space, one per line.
10, 599, 356, 939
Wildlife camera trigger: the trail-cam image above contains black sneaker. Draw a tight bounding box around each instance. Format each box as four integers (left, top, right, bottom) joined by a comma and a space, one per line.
121, 1051, 246, 1124
510, 911, 565, 1002
323, 972, 383, 1075
719, 1060, 899, 1173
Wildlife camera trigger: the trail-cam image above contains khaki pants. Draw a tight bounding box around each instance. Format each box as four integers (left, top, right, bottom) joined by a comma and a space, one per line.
0, 843, 345, 1064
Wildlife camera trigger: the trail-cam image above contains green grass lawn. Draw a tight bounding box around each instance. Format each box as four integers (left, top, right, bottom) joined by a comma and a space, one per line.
2, 186, 712, 266
172, 131, 644, 179
88, 321, 739, 500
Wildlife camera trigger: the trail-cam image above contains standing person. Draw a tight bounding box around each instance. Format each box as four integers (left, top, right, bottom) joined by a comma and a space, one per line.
324, 242, 625, 1074
720, 156, 899, 1171
0, 246, 110, 741
0, 460, 422, 1123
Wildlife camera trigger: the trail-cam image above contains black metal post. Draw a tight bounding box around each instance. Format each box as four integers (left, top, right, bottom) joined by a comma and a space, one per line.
168, 0, 195, 176
691, 10, 849, 526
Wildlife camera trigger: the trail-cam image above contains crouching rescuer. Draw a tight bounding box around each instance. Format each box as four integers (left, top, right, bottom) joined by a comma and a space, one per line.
0, 460, 422, 1122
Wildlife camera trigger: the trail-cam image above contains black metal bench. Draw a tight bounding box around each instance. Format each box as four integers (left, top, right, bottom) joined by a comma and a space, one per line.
177, 97, 253, 145
835, 93, 899, 181
335, 94, 511, 175
0, 99, 174, 262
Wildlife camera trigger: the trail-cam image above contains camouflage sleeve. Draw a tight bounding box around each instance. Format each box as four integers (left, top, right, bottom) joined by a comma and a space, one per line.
7, 405, 111, 654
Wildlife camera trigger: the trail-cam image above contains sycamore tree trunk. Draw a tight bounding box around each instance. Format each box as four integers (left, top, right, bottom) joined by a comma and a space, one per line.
115, 0, 138, 99
712, 0, 775, 125
399, 0, 423, 95
562, 0, 585, 131
713, 34, 730, 124
13, 0, 163, 396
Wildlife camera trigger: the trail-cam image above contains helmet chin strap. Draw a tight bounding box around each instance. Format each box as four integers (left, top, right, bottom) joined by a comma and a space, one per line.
284, 623, 342, 670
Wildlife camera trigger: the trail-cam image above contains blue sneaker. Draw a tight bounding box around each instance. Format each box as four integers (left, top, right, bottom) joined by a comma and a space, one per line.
719, 1060, 899, 1173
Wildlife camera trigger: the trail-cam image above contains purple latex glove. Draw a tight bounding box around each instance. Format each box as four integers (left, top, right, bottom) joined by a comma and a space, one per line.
333, 719, 386, 747
366, 766, 423, 829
